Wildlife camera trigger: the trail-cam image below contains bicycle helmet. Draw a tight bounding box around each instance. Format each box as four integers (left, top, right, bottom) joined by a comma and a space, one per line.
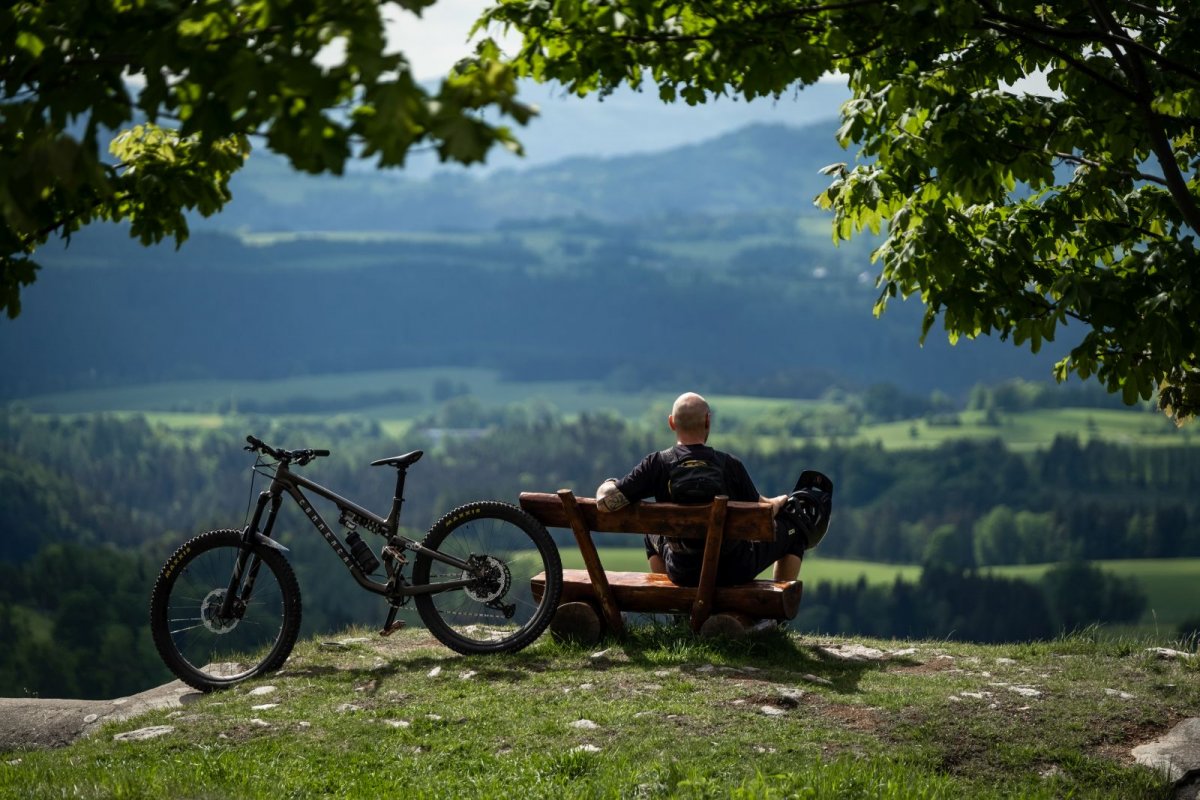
777, 469, 833, 550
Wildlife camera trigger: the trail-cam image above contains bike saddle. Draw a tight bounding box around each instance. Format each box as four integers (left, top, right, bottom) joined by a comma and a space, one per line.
370, 450, 424, 469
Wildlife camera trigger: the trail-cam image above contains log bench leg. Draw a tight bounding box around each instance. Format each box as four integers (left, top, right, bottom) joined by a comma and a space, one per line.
698, 612, 787, 640
698, 611, 755, 640
550, 601, 604, 645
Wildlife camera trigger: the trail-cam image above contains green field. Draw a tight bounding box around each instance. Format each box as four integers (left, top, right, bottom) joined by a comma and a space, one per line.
851, 407, 1188, 451
564, 549, 923, 584
17, 367, 657, 420
575, 551, 1200, 632
988, 558, 1200, 628
15, 367, 1198, 452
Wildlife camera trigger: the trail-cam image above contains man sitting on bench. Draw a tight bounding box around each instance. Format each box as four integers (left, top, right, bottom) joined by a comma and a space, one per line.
595, 392, 830, 587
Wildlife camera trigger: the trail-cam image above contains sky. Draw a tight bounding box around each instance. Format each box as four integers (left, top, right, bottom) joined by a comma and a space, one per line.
386, 0, 510, 80
344, 2, 1042, 171
378, 0, 852, 171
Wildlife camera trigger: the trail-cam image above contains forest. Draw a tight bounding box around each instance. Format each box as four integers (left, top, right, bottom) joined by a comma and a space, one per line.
1, 405, 1196, 699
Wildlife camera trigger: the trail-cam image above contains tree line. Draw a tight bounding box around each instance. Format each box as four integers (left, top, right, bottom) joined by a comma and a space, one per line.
796, 562, 1148, 643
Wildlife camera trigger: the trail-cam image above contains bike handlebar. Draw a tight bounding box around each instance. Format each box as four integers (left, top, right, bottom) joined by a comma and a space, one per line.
245, 435, 330, 465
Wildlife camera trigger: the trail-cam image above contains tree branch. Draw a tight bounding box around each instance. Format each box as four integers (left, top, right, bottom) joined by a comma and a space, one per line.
1086, 0, 1200, 233
979, 4, 1200, 84
1050, 151, 1169, 186
1121, 1, 1181, 24
974, 17, 1138, 101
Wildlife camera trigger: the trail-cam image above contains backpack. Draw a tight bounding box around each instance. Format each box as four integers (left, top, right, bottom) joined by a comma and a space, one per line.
662, 447, 728, 505
661, 447, 729, 556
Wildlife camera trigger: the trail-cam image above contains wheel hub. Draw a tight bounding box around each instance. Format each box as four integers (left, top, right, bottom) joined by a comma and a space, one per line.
201, 588, 241, 634
462, 556, 510, 604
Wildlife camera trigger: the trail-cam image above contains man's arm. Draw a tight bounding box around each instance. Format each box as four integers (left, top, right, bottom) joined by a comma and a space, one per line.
595, 479, 631, 512
595, 451, 662, 512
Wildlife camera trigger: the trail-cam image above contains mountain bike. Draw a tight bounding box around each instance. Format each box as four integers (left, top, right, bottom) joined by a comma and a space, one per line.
150, 435, 563, 692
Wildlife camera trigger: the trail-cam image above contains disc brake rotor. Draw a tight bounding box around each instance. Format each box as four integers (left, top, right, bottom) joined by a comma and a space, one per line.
201, 588, 241, 634
461, 555, 510, 604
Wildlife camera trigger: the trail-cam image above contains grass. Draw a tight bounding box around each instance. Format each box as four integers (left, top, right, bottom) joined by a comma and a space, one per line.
1, 626, 1194, 798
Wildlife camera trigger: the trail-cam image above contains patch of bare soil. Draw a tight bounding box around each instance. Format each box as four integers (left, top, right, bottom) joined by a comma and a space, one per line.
1089, 716, 1181, 766
366, 631, 442, 658
890, 655, 961, 675
812, 699, 888, 735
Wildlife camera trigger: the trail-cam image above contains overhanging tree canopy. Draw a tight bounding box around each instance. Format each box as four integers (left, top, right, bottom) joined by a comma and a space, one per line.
479, 0, 1200, 421
1, 0, 532, 318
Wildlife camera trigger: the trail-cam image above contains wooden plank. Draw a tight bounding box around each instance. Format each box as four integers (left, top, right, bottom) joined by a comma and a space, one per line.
690, 496, 728, 633
546, 569, 804, 620
519, 492, 774, 541
557, 490, 625, 637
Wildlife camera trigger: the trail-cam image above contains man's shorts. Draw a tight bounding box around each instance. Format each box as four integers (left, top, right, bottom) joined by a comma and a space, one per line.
644, 517, 805, 586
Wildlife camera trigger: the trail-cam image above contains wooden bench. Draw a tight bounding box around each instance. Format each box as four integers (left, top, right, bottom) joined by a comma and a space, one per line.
520, 489, 803, 642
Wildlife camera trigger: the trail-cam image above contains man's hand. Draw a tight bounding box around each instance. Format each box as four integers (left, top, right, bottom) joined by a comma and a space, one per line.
596, 479, 630, 512
763, 494, 787, 517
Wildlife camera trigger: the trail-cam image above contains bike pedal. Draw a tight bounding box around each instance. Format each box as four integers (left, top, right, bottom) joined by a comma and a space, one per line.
379, 621, 406, 637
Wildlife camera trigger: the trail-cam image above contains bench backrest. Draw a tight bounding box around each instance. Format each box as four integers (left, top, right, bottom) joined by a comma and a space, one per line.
518, 491, 775, 541
519, 489, 781, 634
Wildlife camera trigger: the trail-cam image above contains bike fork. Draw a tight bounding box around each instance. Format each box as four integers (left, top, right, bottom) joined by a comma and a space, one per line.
220, 491, 282, 619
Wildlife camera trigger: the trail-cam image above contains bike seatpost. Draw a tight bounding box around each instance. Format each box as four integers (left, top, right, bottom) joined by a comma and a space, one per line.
371, 450, 423, 528
390, 468, 409, 524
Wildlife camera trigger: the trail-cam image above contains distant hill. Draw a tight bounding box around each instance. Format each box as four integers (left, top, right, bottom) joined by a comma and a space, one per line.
361, 77, 854, 174
208, 121, 850, 233
2, 120, 1072, 400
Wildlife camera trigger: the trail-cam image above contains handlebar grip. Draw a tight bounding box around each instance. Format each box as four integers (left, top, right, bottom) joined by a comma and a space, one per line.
245, 435, 277, 458
314, 449, 330, 457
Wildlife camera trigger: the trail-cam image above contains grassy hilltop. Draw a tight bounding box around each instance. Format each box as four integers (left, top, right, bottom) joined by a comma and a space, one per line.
2, 627, 1196, 799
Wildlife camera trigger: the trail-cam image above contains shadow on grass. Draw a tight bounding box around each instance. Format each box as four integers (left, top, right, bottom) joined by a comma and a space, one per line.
549, 619, 887, 694
286, 620, 913, 695
285, 655, 542, 686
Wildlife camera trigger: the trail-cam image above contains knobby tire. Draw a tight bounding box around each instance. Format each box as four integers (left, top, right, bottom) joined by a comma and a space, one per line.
413, 502, 562, 655
149, 529, 302, 692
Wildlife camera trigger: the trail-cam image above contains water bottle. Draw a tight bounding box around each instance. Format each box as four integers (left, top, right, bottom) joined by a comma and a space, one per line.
345, 530, 381, 573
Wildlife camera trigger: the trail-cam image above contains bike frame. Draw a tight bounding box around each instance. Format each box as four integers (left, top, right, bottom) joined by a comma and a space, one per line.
219, 458, 479, 619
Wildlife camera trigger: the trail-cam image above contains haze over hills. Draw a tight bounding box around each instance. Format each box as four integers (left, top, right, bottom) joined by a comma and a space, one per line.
210, 120, 851, 234
197, 76, 853, 233
341, 78, 855, 175
2, 117, 1074, 403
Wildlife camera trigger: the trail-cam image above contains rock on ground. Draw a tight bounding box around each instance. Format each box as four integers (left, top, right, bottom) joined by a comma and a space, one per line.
0, 681, 201, 750
1133, 718, 1200, 791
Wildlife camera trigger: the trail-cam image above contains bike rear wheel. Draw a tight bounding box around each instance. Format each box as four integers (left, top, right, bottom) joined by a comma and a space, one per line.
150, 529, 302, 692
413, 502, 562, 655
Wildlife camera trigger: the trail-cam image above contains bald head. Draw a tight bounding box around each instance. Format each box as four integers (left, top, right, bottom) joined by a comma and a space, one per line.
669, 392, 711, 444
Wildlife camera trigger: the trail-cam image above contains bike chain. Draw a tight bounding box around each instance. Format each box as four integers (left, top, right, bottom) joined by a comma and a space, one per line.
424, 570, 524, 625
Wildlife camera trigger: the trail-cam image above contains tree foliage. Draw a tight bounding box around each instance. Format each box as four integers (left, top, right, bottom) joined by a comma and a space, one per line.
0, 0, 533, 317
479, 0, 1200, 420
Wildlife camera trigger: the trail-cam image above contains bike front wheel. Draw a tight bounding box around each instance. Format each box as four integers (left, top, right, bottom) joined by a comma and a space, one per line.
150, 529, 302, 692
413, 501, 562, 655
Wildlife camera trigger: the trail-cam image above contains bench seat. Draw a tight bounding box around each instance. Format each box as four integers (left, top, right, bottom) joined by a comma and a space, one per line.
520, 489, 803, 640
534, 569, 803, 618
